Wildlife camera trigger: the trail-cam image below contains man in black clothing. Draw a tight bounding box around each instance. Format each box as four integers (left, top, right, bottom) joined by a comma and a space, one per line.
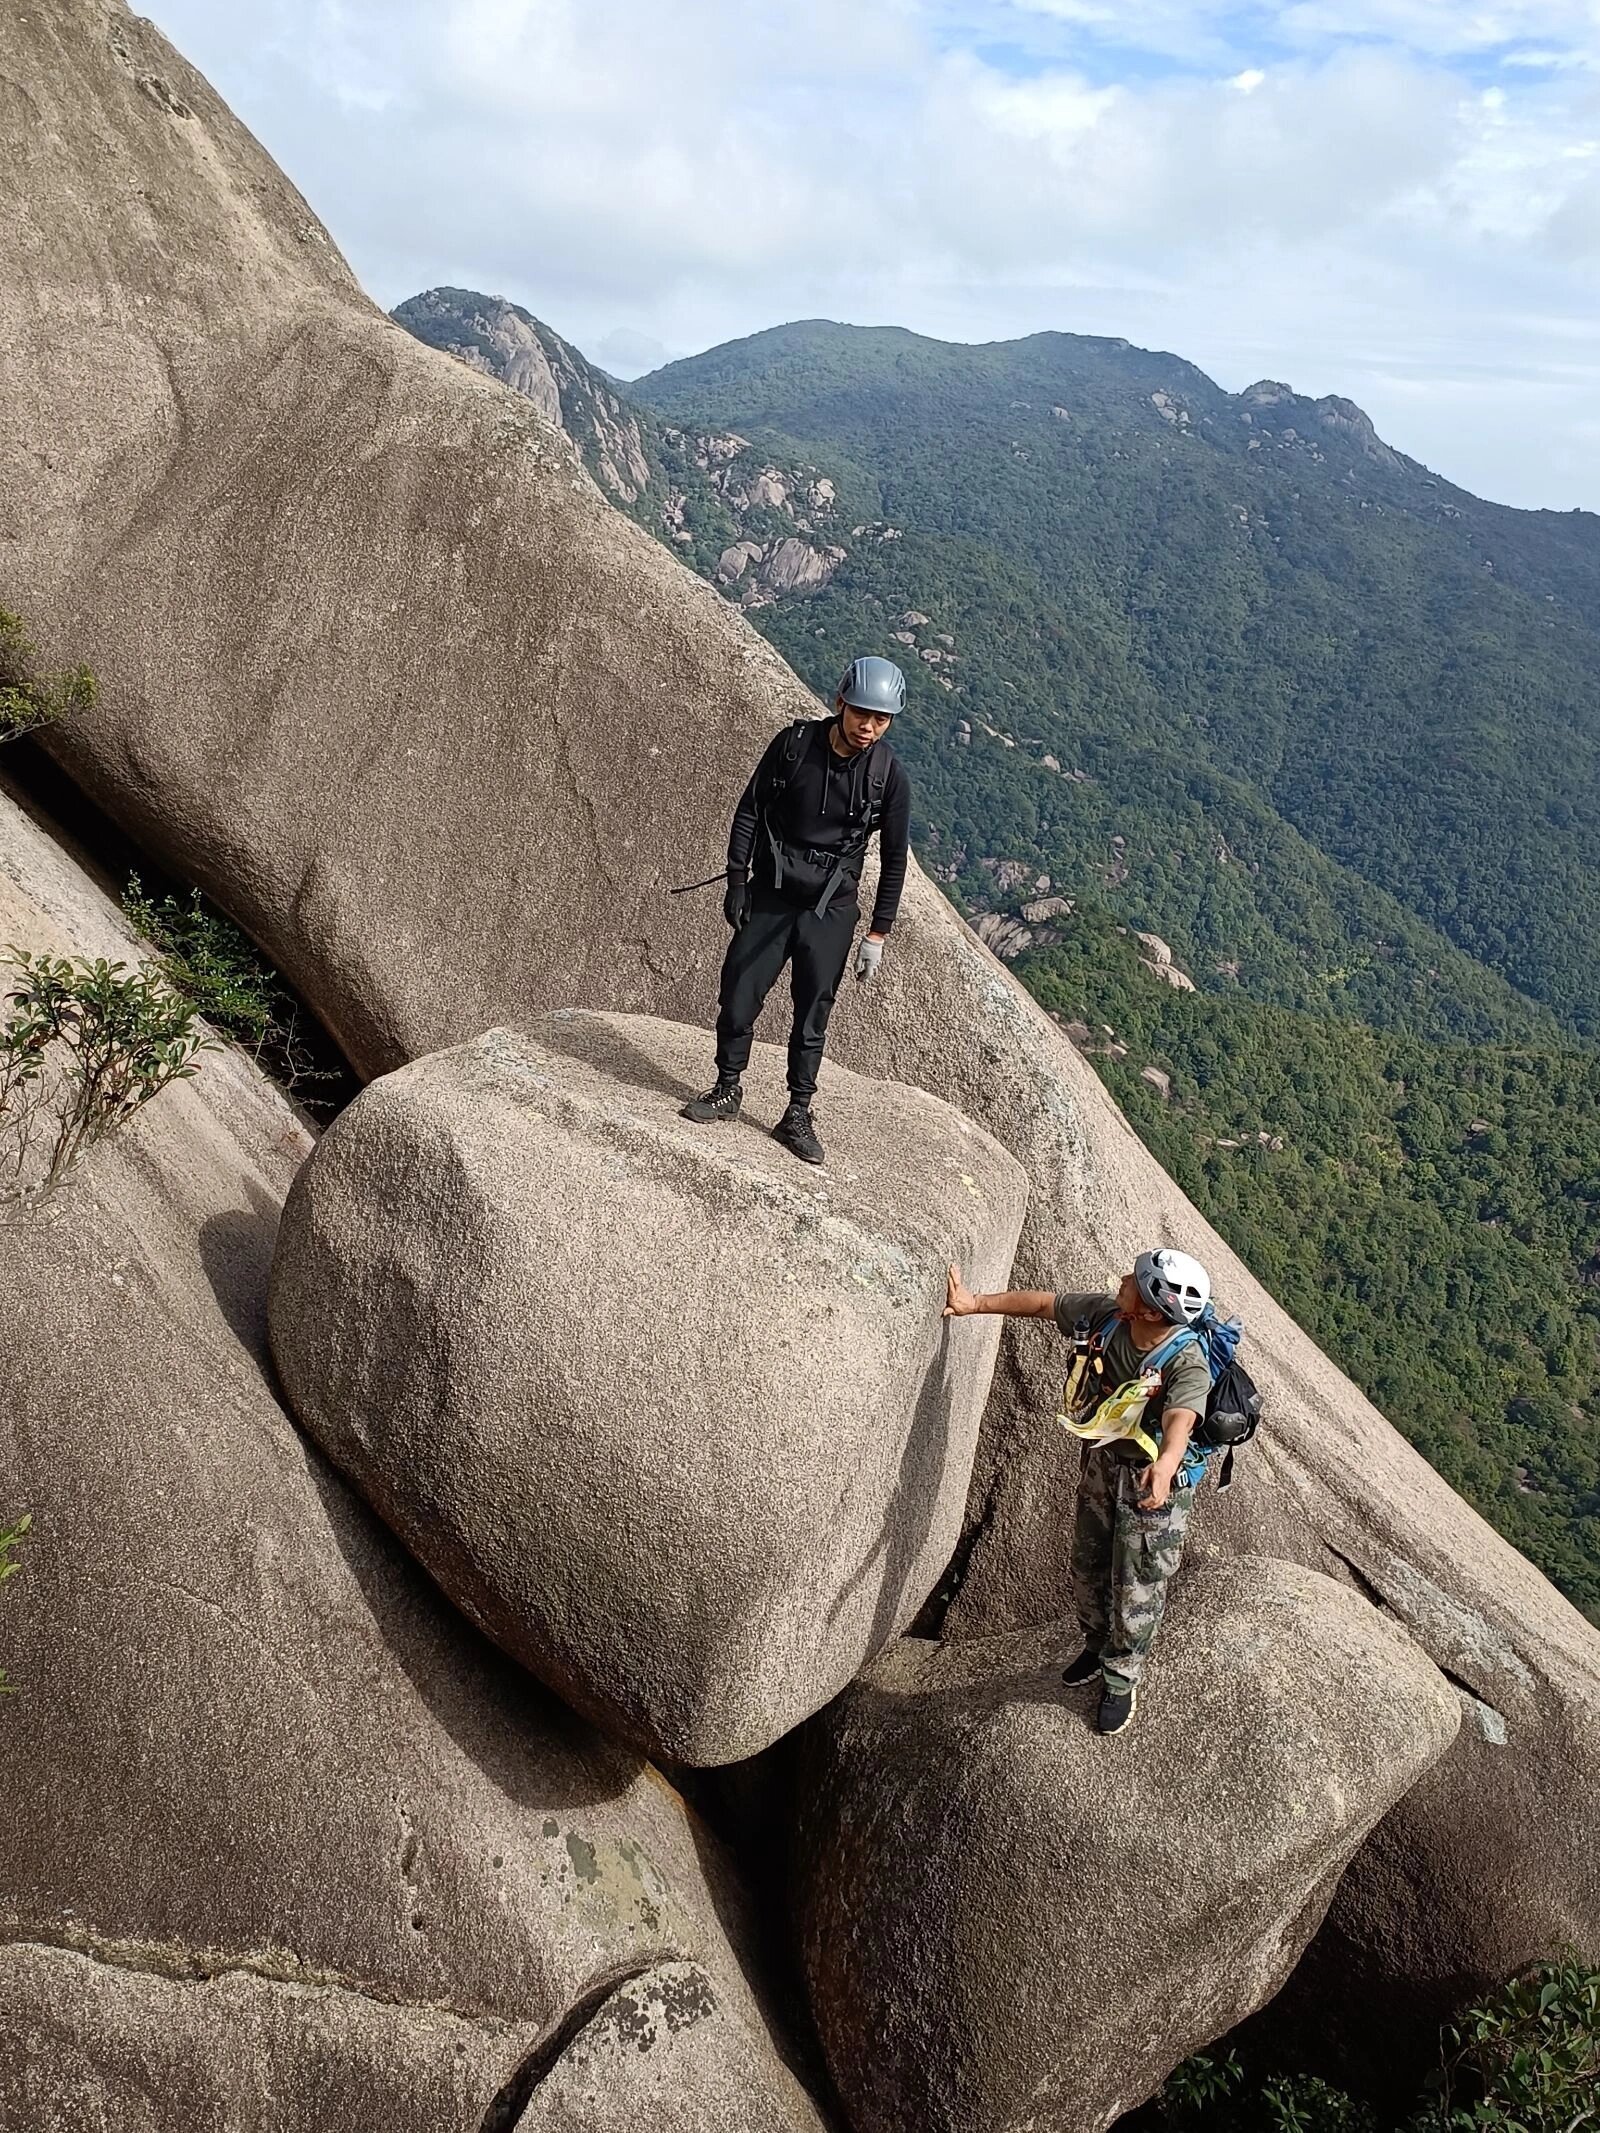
681, 655, 912, 1166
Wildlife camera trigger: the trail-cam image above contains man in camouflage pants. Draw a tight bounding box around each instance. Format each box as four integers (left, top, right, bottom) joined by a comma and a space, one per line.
944, 1246, 1213, 1735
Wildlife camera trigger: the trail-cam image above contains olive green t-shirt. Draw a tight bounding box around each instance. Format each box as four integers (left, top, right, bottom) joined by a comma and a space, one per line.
1052, 1290, 1212, 1457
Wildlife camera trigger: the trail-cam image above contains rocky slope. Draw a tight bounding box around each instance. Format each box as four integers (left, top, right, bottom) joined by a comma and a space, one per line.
797, 1564, 1461, 2132
394, 285, 853, 608
2, 0, 1598, 2115
393, 287, 656, 504
0, 784, 827, 2133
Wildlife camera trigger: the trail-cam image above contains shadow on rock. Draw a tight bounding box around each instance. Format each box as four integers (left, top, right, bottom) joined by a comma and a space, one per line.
198, 1176, 283, 1363
299, 1436, 648, 1819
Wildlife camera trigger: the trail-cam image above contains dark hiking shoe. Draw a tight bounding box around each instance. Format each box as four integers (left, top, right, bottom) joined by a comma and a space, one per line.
1096, 1684, 1137, 1735
681, 1079, 743, 1124
772, 1103, 824, 1166
1061, 1648, 1102, 1688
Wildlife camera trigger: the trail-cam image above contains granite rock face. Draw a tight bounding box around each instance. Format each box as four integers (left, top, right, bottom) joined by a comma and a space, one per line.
794, 1558, 1462, 2133
4, 0, 1599, 2085
0, 791, 826, 2133
268, 1010, 1027, 1766
511, 1963, 823, 2132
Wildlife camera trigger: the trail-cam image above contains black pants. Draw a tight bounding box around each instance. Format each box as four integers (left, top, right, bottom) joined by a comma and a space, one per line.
714, 883, 858, 1102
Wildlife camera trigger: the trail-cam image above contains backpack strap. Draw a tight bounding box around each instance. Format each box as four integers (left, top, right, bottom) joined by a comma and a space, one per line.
756, 719, 812, 813
862, 742, 893, 833
757, 720, 817, 902
1140, 1325, 1200, 1380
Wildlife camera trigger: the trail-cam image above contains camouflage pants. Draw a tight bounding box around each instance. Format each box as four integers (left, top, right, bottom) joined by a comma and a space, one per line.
1071, 1450, 1196, 1692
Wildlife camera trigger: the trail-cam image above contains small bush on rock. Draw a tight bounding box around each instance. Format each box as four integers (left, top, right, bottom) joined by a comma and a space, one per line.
1154, 2053, 1375, 2133
1411, 1959, 1600, 2133
122, 877, 275, 1045
0, 608, 95, 743
1, 949, 213, 1208
0, 1514, 29, 1696
1144, 1960, 1600, 2133
122, 876, 338, 1105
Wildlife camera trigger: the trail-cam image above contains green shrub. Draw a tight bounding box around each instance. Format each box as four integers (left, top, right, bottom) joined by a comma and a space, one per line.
0, 608, 95, 742
121, 876, 336, 1103
1153, 2052, 1375, 2132
1, 948, 214, 1206
0, 1513, 29, 1696
1145, 1960, 1600, 2133
122, 877, 275, 1046
1411, 1959, 1600, 2133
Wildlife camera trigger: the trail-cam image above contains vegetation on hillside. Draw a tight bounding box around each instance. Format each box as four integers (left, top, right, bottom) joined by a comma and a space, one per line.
1007, 903, 1600, 1613
636, 322, 1600, 1034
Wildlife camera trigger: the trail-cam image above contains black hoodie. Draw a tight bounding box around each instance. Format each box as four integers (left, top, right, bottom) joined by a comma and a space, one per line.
726, 718, 912, 934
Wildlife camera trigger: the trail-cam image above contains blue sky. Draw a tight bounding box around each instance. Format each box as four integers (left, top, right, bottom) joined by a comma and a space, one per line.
144, 0, 1600, 510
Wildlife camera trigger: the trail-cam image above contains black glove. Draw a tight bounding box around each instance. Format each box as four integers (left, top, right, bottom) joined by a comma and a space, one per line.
723, 871, 751, 929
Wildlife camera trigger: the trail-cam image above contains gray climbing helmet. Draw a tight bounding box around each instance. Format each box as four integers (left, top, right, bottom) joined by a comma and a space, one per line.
837, 655, 906, 718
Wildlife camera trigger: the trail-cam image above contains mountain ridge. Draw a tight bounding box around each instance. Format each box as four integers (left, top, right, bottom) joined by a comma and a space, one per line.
391, 286, 1600, 1619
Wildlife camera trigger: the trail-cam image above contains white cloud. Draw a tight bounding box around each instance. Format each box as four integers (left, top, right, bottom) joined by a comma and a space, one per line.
141, 0, 1600, 508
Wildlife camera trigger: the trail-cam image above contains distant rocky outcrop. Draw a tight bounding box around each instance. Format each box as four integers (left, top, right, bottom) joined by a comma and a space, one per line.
1135, 930, 1198, 990
972, 910, 1034, 960
715, 531, 846, 605
393, 285, 851, 599
394, 286, 654, 502
268, 1012, 1026, 1765
4, 0, 1598, 2109
0, 789, 826, 2132
795, 1560, 1461, 2133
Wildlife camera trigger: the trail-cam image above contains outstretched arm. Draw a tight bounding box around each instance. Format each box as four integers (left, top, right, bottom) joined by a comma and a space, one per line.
944, 1265, 1057, 1319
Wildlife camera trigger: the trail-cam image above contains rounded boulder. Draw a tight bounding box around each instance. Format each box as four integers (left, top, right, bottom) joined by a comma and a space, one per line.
268, 1009, 1028, 1765
793, 1555, 1462, 2133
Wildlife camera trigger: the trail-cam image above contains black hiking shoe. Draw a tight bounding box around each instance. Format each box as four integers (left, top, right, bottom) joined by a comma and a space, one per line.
772, 1102, 824, 1166
1096, 1684, 1137, 1736
681, 1079, 743, 1124
1061, 1649, 1102, 1688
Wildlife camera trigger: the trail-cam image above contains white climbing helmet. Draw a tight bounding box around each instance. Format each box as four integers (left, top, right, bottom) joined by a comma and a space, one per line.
1133, 1246, 1211, 1326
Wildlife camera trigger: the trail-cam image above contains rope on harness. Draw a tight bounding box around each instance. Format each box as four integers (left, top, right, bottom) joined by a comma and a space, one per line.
669, 870, 732, 895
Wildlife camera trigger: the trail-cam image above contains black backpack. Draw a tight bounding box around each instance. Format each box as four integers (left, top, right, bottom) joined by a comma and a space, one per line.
758, 718, 894, 916
1193, 1356, 1264, 1492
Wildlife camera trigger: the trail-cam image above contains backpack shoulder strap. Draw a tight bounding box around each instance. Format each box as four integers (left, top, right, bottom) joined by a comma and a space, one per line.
1142, 1325, 1201, 1380
758, 719, 814, 809
864, 740, 893, 822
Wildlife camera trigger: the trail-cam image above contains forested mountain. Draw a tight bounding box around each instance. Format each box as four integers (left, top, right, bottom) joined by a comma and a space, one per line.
635, 321, 1600, 1038
396, 295, 1600, 1618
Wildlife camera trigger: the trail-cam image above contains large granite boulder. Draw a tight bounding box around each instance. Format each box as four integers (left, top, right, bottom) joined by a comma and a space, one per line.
0, 791, 826, 2133
268, 1010, 1027, 1766
5, 0, 1599, 2081
793, 1558, 1462, 2133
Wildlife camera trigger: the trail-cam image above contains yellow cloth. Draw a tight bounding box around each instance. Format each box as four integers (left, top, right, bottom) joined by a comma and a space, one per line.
1058, 1365, 1165, 1465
